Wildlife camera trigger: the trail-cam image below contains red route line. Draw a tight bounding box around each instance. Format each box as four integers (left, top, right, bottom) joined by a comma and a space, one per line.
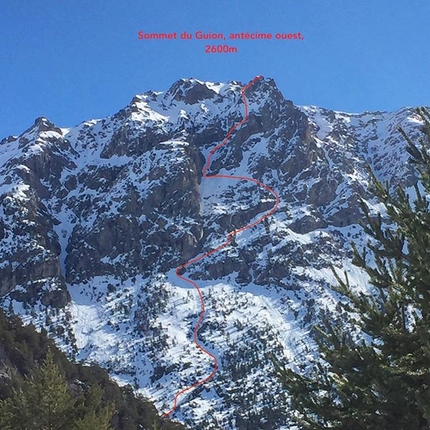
164, 75, 280, 416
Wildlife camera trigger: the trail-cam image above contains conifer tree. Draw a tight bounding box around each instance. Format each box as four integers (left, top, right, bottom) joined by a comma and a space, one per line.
0, 349, 74, 430
74, 385, 114, 430
275, 108, 430, 430
0, 350, 115, 430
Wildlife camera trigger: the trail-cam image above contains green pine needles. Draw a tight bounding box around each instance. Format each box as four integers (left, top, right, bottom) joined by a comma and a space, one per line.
275, 108, 430, 430
0, 350, 114, 430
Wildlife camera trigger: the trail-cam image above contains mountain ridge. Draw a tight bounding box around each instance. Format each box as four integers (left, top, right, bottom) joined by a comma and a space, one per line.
0, 76, 425, 428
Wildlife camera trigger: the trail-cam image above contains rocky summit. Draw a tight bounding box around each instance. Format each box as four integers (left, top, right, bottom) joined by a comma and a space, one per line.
0, 76, 425, 429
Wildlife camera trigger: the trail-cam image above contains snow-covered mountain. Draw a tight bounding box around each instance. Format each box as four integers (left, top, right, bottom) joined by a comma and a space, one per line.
0, 76, 425, 429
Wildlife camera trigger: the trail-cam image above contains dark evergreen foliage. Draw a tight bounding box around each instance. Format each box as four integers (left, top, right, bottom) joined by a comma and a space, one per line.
0, 309, 186, 430
275, 108, 430, 430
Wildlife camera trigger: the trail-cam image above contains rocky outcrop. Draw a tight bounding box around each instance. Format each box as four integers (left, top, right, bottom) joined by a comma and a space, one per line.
0, 77, 422, 307
0, 77, 426, 430
0, 181, 67, 305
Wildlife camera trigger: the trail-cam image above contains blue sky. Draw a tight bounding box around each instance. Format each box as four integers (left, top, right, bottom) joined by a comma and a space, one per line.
1, 0, 429, 139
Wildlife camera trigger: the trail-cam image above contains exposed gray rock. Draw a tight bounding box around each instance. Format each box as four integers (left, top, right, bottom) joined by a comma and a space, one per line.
0, 77, 422, 312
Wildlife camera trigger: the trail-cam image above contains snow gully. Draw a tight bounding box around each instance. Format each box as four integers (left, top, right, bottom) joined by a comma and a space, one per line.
164, 76, 280, 416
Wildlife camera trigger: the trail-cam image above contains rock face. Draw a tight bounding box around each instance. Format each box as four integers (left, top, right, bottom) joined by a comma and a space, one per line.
0, 118, 69, 306
0, 77, 426, 429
